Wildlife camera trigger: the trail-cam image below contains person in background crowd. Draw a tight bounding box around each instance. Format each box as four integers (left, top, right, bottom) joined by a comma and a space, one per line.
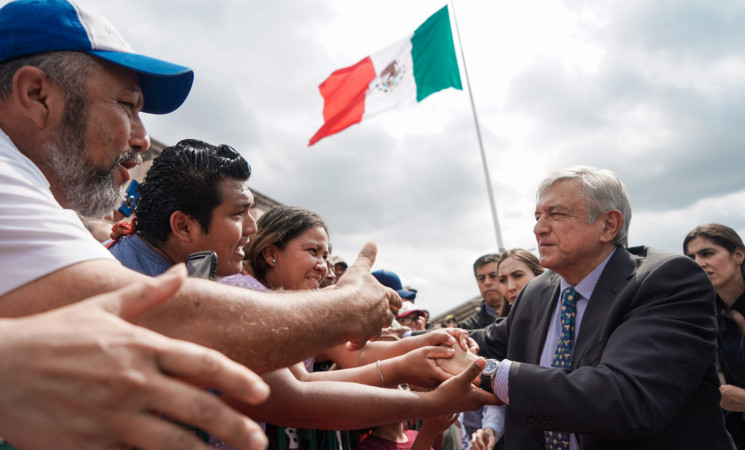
472, 166, 734, 449
373, 270, 418, 302
459, 254, 508, 330
421, 309, 431, 330
457, 254, 511, 450
333, 255, 349, 280
373, 269, 421, 330
321, 257, 337, 288
496, 249, 544, 305
470, 249, 544, 450
684, 224, 745, 448
443, 315, 458, 328
396, 301, 428, 332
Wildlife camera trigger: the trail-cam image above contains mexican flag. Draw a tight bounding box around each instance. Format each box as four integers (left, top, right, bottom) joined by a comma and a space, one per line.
309, 5, 462, 146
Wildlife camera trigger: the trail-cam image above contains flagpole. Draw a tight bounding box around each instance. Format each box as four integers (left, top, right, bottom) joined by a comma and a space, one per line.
448, 0, 505, 252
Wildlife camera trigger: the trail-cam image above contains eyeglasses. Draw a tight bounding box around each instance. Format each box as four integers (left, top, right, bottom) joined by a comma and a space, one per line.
399, 315, 421, 324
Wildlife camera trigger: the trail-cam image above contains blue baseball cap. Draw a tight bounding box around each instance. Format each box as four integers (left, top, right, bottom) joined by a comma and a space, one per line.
0, 0, 194, 114
371, 269, 417, 301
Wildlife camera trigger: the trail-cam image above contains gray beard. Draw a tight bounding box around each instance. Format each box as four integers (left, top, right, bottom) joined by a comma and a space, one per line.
44, 108, 140, 218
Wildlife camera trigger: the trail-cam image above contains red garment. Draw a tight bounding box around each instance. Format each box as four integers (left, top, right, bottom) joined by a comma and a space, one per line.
355, 430, 427, 450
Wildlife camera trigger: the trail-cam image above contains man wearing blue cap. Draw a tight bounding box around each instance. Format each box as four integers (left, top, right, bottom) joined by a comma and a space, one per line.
0, 1, 403, 448
372, 269, 418, 301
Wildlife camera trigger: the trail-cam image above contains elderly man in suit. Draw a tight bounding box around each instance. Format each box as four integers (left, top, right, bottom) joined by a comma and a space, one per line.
472, 166, 734, 449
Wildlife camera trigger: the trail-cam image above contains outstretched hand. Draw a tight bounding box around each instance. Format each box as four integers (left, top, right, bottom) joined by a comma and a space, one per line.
471, 427, 498, 450
393, 345, 455, 388
0, 264, 269, 450
336, 242, 402, 351
420, 358, 501, 419
440, 327, 479, 353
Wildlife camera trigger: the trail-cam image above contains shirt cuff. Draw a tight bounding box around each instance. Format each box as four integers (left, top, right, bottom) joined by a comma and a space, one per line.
492, 359, 511, 405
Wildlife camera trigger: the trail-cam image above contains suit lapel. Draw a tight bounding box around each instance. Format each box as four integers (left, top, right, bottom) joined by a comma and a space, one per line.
573, 247, 640, 365
530, 274, 562, 363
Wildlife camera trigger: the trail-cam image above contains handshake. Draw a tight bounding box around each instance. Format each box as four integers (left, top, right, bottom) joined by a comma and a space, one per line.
436, 340, 499, 393
376, 329, 502, 413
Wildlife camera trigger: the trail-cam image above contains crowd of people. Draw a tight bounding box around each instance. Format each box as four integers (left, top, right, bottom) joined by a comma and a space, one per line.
0, 1, 743, 450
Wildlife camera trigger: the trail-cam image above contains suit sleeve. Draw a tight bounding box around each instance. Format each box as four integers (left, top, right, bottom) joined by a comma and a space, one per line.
506, 255, 718, 440
470, 310, 513, 361
458, 311, 482, 332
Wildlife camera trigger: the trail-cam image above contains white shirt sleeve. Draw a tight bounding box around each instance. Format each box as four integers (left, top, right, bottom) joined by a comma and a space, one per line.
481, 405, 506, 439
0, 130, 115, 297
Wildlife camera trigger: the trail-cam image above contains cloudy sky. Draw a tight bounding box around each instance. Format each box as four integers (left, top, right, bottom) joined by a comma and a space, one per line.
68, 0, 745, 317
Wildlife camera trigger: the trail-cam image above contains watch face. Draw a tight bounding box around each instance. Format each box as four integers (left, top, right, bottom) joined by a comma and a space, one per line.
483, 359, 498, 375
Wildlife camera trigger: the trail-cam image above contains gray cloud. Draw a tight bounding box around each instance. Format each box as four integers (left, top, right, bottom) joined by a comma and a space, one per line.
506, 0, 745, 214
66, 0, 745, 316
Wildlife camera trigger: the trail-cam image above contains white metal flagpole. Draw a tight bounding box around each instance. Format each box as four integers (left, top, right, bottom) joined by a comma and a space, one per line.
448, 0, 505, 251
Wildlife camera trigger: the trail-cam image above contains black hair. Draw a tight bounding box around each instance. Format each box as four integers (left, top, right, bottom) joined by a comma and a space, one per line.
135, 139, 251, 244
473, 253, 500, 278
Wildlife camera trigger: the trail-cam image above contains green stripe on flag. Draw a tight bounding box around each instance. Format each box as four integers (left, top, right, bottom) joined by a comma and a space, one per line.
411, 5, 462, 102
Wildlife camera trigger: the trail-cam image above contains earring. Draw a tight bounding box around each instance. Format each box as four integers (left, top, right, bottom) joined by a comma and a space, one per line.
271, 259, 276, 264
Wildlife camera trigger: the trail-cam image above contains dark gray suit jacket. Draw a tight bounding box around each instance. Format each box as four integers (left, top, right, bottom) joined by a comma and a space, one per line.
471, 246, 734, 449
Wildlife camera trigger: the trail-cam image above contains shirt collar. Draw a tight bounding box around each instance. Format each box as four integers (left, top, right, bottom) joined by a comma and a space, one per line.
560, 248, 617, 301
484, 303, 497, 317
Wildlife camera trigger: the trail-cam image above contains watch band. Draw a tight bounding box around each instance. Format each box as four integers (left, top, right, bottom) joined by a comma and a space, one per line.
479, 359, 499, 393
480, 372, 493, 393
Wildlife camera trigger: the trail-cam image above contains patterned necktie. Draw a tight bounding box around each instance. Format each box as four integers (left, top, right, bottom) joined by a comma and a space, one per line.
545, 286, 578, 450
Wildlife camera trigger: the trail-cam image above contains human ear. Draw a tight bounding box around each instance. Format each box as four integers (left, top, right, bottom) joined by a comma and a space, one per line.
599, 210, 623, 243
11, 66, 59, 128
261, 245, 278, 266
170, 211, 195, 243
734, 248, 745, 266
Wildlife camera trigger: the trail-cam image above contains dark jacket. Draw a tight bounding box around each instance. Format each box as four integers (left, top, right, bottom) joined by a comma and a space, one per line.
472, 246, 734, 450
458, 301, 497, 330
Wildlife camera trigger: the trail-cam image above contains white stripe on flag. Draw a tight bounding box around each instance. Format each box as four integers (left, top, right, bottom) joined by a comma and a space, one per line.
363, 32, 417, 120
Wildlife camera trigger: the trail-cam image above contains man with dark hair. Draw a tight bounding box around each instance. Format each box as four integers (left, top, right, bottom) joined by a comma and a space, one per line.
110, 151, 498, 441
472, 166, 734, 449
459, 253, 505, 330
458, 252, 507, 450
0, 1, 400, 447
109, 139, 256, 278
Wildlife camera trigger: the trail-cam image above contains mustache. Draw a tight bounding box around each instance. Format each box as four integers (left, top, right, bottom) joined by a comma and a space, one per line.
112, 151, 142, 168
90, 151, 142, 180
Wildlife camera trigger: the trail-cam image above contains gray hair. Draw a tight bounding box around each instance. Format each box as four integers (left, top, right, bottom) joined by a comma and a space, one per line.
0, 51, 96, 101
537, 166, 632, 247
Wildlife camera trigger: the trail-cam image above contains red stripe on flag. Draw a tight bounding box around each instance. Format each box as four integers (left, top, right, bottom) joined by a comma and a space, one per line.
309, 56, 376, 146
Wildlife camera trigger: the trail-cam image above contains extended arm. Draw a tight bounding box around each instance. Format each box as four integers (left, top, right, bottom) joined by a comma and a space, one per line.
298, 345, 454, 389
0, 243, 400, 373
323, 329, 476, 369
0, 266, 268, 450
230, 360, 498, 430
